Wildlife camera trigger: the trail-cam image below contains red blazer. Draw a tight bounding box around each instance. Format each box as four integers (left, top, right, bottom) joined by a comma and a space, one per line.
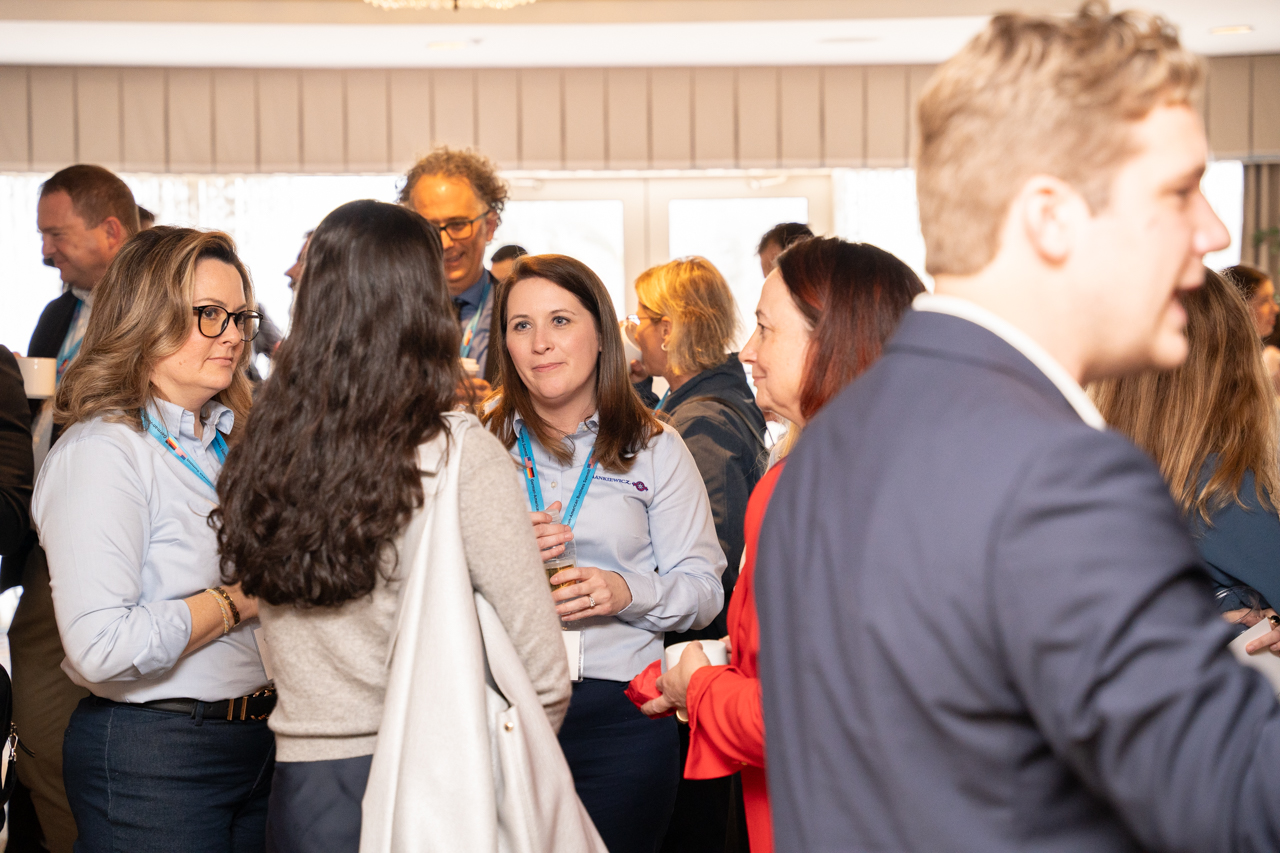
684, 462, 784, 853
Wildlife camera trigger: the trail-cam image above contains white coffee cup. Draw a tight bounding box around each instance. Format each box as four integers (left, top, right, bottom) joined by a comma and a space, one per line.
460, 357, 480, 378
16, 357, 56, 399
663, 639, 728, 673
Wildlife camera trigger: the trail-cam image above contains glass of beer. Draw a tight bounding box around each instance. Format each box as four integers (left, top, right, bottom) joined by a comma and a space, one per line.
542, 507, 576, 591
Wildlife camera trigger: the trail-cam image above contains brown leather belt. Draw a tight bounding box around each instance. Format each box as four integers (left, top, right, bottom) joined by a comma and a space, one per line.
117, 687, 276, 721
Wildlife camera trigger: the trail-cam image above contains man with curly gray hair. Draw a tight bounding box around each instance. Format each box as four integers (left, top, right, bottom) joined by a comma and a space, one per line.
400, 147, 510, 388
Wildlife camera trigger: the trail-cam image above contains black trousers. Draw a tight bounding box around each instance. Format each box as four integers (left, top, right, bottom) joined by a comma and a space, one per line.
558, 678, 680, 853
265, 754, 373, 853
660, 722, 751, 853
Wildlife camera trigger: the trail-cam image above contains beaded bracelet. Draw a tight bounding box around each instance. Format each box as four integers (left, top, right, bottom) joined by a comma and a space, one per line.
205, 588, 232, 636
211, 586, 241, 627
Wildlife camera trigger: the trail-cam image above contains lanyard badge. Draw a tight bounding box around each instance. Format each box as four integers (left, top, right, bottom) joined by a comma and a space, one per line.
518, 425, 595, 684
142, 412, 228, 495
459, 275, 492, 359
516, 426, 597, 529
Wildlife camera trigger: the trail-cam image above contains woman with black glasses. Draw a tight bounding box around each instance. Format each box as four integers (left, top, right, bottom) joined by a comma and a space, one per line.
32, 226, 274, 853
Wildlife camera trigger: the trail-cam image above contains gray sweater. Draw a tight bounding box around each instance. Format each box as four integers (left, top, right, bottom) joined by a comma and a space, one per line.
260, 427, 571, 762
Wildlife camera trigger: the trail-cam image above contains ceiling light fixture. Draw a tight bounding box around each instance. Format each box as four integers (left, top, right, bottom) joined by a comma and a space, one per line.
1209, 24, 1253, 35
364, 0, 535, 9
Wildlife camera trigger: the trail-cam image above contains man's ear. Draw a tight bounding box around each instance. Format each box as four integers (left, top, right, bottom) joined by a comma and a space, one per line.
99, 216, 128, 253
483, 210, 500, 245
1013, 175, 1089, 267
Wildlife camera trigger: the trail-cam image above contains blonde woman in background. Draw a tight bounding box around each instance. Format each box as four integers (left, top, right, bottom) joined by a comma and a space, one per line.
1093, 268, 1280, 655
627, 257, 766, 632
32, 227, 273, 852
624, 257, 766, 851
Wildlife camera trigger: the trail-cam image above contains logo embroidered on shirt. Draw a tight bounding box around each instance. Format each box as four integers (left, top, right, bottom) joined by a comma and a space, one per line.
595, 475, 649, 492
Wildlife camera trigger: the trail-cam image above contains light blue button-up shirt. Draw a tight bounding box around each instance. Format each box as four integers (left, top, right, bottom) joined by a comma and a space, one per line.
508, 413, 726, 681
32, 398, 268, 703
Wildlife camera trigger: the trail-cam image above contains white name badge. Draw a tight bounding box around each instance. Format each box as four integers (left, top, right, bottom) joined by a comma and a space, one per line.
562, 630, 584, 683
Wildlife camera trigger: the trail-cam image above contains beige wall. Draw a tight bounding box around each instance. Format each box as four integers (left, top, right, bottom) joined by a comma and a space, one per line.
1, 56, 1276, 175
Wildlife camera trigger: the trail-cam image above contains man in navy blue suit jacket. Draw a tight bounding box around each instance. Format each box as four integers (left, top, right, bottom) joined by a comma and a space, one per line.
757, 7, 1280, 852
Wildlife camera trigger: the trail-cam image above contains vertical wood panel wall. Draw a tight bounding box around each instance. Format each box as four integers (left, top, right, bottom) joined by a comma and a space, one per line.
0, 57, 1272, 174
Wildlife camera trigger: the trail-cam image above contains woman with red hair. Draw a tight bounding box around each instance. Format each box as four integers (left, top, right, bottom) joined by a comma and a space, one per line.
633, 237, 923, 851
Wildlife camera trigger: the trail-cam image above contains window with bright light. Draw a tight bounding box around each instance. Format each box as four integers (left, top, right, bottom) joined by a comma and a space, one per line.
489, 199, 626, 320
0, 174, 628, 353
668, 196, 809, 349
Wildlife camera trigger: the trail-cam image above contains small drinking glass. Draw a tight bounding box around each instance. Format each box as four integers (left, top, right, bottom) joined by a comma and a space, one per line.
542, 507, 576, 592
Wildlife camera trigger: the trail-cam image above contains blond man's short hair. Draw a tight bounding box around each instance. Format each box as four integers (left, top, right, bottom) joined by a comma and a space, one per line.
635, 257, 738, 376
916, 1, 1202, 277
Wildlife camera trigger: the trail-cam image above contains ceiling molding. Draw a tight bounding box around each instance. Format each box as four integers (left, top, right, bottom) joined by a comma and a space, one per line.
0, 0, 1075, 25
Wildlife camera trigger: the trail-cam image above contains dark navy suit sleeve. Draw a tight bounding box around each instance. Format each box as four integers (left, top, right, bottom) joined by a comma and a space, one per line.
994, 429, 1280, 853
1194, 471, 1280, 613
0, 347, 33, 555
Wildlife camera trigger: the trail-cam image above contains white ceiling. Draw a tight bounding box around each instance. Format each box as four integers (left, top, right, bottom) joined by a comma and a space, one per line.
0, 0, 1275, 68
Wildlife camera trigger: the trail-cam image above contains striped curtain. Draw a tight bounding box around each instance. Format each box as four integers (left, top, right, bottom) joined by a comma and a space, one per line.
1244, 163, 1280, 282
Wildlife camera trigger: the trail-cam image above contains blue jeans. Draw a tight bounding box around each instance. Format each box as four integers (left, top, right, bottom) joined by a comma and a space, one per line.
63, 696, 275, 853
557, 678, 680, 853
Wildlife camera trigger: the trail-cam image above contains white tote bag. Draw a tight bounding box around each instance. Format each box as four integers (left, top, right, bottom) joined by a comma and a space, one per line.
361, 413, 605, 853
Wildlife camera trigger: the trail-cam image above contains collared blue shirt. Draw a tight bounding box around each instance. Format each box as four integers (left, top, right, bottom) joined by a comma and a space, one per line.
455, 269, 496, 377
32, 397, 268, 703
507, 413, 726, 681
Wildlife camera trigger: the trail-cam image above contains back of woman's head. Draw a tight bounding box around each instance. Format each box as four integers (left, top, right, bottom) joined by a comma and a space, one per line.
1223, 264, 1270, 300
634, 257, 737, 375
775, 237, 925, 421
57, 226, 255, 433
483, 253, 660, 473
215, 199, 459, 607
1092, 268, 1279, 520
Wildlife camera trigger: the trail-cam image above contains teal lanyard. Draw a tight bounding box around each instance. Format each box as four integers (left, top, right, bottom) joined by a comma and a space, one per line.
517, 426, 597, 528
656, 388, 670, 411
142, 412, 227, 495
459, 275, 492, 359
56, 300, 85, 381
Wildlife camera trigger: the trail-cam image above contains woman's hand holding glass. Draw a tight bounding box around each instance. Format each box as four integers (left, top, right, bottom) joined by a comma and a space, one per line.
1244, 608, 1280, 655
551, 565, 633, 621
530, 500, 573, 560
640, 641, 712, 718
530, 500, 633, 620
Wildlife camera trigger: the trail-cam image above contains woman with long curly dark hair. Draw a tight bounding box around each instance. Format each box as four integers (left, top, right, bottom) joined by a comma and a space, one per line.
214, 200, 570, 852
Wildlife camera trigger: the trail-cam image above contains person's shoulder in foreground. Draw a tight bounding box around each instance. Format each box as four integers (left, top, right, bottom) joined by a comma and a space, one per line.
761, 309, 1280, 851
755, 4, 1280, 852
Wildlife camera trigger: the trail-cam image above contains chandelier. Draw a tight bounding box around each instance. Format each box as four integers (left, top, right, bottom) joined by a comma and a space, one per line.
363, 0, 536, 9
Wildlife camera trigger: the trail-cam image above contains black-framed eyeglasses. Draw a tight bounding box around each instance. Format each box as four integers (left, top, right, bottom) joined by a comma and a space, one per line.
193, 305, 262, 342
424, 209, 492, 241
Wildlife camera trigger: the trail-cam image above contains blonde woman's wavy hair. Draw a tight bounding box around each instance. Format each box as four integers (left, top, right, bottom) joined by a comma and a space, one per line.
1091, 268, 1280, 523
56, 226, 255, 436
634, 256, 738, 377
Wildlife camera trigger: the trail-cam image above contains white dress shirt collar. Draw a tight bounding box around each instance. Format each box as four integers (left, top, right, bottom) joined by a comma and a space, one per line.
912, 293, 1105, 431
149, 397, 236, 448
511, 408, 600, 435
